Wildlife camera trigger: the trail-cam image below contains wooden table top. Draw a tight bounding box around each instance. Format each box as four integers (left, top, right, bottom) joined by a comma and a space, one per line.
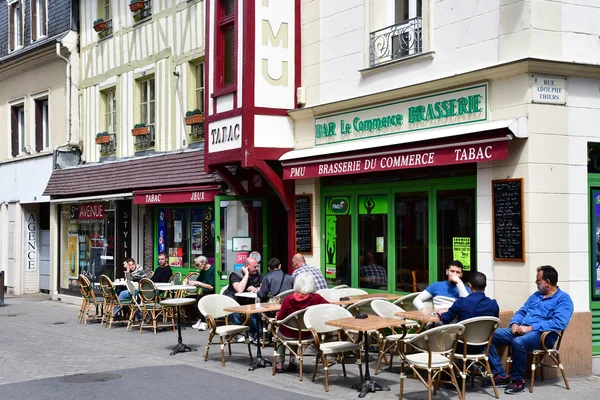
330, 293, 404, 306
223, 303, 282, 314
395, 309, 514, 324
325, 316, 406, 332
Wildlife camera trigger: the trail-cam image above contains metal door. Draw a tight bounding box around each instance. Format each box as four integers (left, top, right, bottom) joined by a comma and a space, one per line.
39, 230, 50, 292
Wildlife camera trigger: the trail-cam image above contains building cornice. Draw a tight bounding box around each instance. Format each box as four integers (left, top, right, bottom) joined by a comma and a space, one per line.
289, 58, 600, 120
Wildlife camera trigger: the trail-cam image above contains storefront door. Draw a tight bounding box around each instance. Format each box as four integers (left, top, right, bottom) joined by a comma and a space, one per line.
214, 195, 269, 293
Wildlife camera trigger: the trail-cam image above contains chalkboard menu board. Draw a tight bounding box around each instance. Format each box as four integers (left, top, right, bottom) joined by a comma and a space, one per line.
492, 178, 525, 261
295, 194, 313, 253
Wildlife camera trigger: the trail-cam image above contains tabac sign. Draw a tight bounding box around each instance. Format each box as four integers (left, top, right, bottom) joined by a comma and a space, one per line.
315, 84, 488, 145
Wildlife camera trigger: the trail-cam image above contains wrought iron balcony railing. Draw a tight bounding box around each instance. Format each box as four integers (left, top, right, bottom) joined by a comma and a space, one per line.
369, 17, 423, 67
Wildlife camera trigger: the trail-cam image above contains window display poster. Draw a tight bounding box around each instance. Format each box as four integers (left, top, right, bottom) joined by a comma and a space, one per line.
376, 236, 384, 253
236, 252, 249, 263
169, 247, 183, 267
232, 237, 252, 251
158, 210, 166, 253
174, 220, 183, 242
68, 234, 78, 274
452, 237, 471, 271
191, 223, 203, 255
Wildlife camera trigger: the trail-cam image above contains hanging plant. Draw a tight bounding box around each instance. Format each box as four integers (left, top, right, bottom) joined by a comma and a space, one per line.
131, 123, 149, 136
185, 109, 204, 126
93, 18, 106, 32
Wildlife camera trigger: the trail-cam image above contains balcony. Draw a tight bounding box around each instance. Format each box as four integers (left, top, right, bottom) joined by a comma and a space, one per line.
369, 17, 422, 68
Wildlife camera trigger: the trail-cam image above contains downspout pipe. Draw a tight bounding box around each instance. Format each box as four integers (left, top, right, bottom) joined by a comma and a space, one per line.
55, 42, 72, 145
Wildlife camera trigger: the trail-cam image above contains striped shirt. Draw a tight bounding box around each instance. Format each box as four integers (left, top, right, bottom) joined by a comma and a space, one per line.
291, 264, 328, 291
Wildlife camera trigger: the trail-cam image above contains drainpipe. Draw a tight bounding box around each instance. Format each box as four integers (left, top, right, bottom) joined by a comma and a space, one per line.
55, 42, 72, 145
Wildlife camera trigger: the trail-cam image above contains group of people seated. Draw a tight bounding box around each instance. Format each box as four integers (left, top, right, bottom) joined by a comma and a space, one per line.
413, 261, 573, 395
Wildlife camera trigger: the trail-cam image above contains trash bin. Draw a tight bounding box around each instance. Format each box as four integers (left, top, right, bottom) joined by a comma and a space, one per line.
0, 271, 4, 306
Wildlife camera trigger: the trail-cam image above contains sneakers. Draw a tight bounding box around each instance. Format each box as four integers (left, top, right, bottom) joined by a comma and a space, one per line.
504, 380, 525, 395
197, 322, 207, 331
236, 335, 247, 343
482, 375, 511, 388
192, 319, 201, 330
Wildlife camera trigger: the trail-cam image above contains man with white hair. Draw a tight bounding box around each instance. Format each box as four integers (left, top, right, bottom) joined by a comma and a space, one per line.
290, 253, 327, 291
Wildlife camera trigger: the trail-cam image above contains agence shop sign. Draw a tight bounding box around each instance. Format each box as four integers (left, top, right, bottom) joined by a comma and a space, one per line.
314, 84, 487, 146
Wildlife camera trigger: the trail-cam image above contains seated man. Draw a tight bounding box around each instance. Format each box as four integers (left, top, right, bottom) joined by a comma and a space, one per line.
438, 271, 499, 324
257, 257, 294, 301
483, 265, 573, 394
413, 260, 470, 313
359, 252, 387, 288
151, 252, 173, 283
223, 257, 262, 341
290, 253, 327, 291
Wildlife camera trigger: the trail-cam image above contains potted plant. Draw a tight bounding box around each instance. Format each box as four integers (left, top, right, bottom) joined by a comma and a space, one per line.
185, 109, 204, 126
129, 0, 146, 12
131, 123, 149, 136
93, 18, 106, 32
95, 132, 110, 144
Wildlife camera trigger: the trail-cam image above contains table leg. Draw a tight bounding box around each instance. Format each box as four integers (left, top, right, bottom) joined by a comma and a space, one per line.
351, 330, 390, 398
170, 305, 197, 356
248, 313, 272, 371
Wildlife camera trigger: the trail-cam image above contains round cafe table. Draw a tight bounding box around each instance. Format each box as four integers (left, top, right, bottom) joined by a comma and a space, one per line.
161, 298, 198, 356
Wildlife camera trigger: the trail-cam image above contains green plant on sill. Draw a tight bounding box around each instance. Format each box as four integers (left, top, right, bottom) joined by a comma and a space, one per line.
96, 131, 109, 138
93, 18, 105, 26
130, 0, 144, 3
134, 123, 147, 128
185, 109, 203, 117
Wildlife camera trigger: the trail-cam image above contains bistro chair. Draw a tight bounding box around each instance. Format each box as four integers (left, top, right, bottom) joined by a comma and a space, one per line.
370, 299, 419, 374
393, 292, 425, 311
78, 274, 104, 325
274, 289, 295, 303
303, 304, 363, 392
336, 288, 368, 297
316, 289, 342, 302
125, 280, 144, 332
452, 316, 500, 399
398, 323, 465, 400
506, 328, 570, 393
271, 308, 314, 381
396, 269, 414, 292
138, 278, 175, 334
169, 272, 182, 285
146, 270, 154, 280
198, 294, 253, 367
412, 270, 430, 292
332, 284, 349, 289
99, 274, 133, 329
345, 297, 388, 344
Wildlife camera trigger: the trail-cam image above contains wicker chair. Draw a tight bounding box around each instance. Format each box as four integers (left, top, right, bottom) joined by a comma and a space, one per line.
271, 308, 314, 381
99, 274, 133, 329
315, 289, 343, 302
78, 274, 104, 324
336, 288, 368, 297
198, 294, 253, 367
138, 278, 175, 334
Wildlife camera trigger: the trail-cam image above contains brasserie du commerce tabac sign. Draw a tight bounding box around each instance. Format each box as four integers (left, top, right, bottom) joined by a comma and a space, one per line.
314, 84, 488, 145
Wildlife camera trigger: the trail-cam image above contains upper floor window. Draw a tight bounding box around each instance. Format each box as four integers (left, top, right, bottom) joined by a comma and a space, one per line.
135, 77, 155, 150
34, 98, 49, 151
9, 0, 24, 51
99, 89, 117, 156
31, 0, 47, 41
101, 0, 111, 21
195, 62, 205, 113
130, 0, 152, 23
11, 104, 25, 157
216, 0, 235, 90
369, 0, 423, 67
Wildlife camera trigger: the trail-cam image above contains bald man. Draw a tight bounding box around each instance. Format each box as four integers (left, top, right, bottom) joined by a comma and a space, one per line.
290, 253, 327, 291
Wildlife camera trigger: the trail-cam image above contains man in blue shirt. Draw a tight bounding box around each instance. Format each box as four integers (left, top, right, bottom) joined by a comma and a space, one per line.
483, 265, 573, 395
413, 260, 471, 313
439, 271, 499, 324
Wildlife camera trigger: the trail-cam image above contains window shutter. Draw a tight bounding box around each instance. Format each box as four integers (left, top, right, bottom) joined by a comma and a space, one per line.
9, 8, 14, 50
35, 101, 43, 152
11, 108, 19, 157
31, 0, 37, 41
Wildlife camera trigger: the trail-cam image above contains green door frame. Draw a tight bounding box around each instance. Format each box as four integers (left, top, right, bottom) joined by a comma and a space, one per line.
321, 176, 476, 293
588, 174, 600, 355
213, 195, 270, 294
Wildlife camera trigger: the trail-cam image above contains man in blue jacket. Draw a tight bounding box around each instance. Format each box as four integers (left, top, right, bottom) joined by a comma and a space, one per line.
483, 265, 573, 394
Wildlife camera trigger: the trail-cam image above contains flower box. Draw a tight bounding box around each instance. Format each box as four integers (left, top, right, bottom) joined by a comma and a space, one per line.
96, 135, 110, 144
129, 1, 146, 12
131, 126, 149, 136
93, 21, 107, 32
185, 114, 204, 126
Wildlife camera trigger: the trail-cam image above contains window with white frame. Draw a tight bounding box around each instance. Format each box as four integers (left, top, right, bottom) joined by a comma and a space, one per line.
140, 77, 155, 127
9, 0, 24, 51
194, 62, 204, 113
104, 89, 117, 136
31, 0, 47, 41
11, 104, 25, 157
101, 0, 111, 21
34, 98, 49, 151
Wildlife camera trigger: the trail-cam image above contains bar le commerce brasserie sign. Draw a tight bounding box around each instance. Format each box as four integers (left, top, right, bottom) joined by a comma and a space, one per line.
314, 84, 488, 145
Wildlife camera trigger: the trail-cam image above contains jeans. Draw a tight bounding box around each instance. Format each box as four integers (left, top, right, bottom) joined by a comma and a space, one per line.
114, 290, 132, 316
229, 313, 258, 337
488, 327, 552, 381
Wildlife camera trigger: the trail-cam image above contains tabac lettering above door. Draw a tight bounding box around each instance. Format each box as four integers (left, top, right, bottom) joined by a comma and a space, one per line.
208, 115, 242, 153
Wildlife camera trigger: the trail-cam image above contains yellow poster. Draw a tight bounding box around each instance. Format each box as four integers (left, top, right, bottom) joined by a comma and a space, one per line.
68, 234, 78, 275
452, 237, 471, 271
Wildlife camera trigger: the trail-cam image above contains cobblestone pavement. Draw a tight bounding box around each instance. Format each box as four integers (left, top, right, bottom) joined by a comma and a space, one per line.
1, 295, 598, 400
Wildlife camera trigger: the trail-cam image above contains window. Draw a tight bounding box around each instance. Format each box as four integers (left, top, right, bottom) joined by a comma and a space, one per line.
101, 0, 111, 21
31, 0, 47, 41
194, 62, 205, 113
9, 0, 23, 51
11, 105, 25, 157
216, 0, 235, 89
100, 89, 117, 155
136, 77, 155, 149
35, 98, 49, 151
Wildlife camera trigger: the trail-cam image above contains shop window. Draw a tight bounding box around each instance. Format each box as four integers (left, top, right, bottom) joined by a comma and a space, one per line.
34, 98, 49, 152
157, 207, 216, 270
10, 104, 25, 157
8, 0, 23, 51
395, 192, 428, 292
436, 189, 476, 281
59, 203, 115, 292
215, 0, 236, 91
324, 196, 352, 286
31, 0, 47, 41
358, 195, 388, 290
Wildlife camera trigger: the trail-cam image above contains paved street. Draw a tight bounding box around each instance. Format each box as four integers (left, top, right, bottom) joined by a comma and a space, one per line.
0, 295, 598, 400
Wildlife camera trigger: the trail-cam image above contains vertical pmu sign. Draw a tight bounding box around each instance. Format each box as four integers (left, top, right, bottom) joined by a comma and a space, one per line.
25, 212, 37, 271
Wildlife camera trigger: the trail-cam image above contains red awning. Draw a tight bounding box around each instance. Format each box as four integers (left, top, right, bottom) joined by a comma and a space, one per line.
282, 137, 509, 180
133, 185, 221, 205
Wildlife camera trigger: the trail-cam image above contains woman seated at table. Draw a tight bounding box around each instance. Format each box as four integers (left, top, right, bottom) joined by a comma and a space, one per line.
184, 256, 215, 331
275, 273, 329, 373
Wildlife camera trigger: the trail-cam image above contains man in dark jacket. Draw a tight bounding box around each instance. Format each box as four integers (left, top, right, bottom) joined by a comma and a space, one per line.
438, 271, 499, 324
151, 252, 173, 283
257, 258, 293, 301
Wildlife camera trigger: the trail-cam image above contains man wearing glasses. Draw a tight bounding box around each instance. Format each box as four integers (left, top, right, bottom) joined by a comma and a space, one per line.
483, 265, 573, 394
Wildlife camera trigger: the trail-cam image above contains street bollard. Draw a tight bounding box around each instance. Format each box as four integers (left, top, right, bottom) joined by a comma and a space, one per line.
0, 271, 4, 306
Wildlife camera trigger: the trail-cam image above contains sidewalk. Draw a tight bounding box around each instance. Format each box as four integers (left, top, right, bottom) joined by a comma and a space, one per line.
1, 294, 598, 400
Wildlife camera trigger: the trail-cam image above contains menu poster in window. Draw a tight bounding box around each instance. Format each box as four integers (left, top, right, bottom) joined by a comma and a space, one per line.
492, 178, 525, 261
191, 223, 203, 255
169, 247, 183, 267
295, 194, 313, 253
174, 220, 183, 243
